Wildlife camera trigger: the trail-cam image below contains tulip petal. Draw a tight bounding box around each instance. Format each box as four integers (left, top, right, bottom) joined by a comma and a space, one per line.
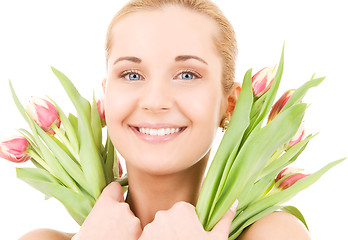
243, 45, 285, 140
9, 80, 80, 192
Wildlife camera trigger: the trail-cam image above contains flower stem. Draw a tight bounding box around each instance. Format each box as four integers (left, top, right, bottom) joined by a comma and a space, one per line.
28, 149, 56, 177
265, 147, 284, 166
51, 124, 80, 163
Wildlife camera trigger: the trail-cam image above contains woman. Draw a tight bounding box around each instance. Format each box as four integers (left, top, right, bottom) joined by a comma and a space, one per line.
20, 0, 310, 239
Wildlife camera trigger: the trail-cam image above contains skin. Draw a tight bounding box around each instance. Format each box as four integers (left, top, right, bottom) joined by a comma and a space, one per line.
105, 6, 228, 229
19, 5, 311, 240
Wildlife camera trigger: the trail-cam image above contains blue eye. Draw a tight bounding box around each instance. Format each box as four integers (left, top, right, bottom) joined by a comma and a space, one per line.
128, 72, 141, 81
180, 72, 194, 80
121, 71, 142, 81
178, 71, 200, 80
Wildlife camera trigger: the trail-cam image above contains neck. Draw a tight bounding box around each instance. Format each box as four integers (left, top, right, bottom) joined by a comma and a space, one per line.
125, 153, 209, 228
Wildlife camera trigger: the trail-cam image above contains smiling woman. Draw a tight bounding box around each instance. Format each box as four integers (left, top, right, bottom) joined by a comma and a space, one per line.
0, 0, 347, 240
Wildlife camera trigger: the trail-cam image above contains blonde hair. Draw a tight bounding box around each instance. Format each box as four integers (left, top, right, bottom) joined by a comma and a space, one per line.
105, 0, 237, 95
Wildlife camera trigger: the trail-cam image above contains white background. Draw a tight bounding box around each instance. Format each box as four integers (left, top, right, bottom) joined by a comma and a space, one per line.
0, 0, 347, 239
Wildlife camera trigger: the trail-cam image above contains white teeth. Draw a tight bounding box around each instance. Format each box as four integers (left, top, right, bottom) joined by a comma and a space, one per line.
138, 127, 181, 136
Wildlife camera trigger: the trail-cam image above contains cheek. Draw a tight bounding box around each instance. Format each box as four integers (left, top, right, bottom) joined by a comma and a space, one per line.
104, 82, 135, 134
175, 85, 223, 162
179, 85, 222, 128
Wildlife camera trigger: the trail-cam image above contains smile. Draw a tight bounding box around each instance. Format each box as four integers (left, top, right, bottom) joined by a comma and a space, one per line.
130, 125, 187, 143
138, 127, 182, 136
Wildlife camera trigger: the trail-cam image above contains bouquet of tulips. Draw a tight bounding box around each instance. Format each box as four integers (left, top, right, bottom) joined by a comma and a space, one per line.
0, 46, 344, 237
1, 68, 126, 225
196, 46, 345, 239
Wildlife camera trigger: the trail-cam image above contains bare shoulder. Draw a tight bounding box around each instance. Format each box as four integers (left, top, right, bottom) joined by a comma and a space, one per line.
18, 228, 75, 240
237, 211, 311, 240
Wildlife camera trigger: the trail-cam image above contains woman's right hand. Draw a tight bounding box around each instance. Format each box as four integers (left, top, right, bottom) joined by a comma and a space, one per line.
73, 182, 142, 240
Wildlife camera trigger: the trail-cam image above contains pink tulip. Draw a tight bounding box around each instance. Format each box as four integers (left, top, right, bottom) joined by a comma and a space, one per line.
252, 66, 277, 98
277, 173, 309, 190
118, 160, 123, 177
267, 89, 295, 123
26, 97, 61, 135
0, 136, 31, 163
288, 123, 305, 148
275, 167, 304, 182
97, 97, 106, 128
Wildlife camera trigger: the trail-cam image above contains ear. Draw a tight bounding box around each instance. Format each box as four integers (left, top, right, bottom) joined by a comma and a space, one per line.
225, 82, 241, 119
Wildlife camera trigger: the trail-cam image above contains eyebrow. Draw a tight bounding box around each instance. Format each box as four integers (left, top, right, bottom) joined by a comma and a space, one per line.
113, 55, 208, 65
175, 55, 208, 65
113, 56, 142, 65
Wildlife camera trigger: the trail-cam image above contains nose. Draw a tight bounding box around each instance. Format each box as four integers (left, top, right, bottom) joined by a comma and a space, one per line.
139, 77, 173, 112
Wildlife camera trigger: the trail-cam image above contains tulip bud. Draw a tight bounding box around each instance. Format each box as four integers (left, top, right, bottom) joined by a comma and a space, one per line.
275, 167, 304, 182
97, 97, 106, 128
252, 66, 277, 98
118, 160, 123, 177
26, 97, 61, 135
277, 173, 309, 190
267, 89, 295, 123
288, 123, 305, 148
0, 136, 31, 163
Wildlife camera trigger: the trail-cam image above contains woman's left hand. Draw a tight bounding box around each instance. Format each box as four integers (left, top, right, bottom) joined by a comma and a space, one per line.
139, 201, 238, 240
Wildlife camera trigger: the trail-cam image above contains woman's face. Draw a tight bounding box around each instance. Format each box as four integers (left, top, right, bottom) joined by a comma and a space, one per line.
105, 6, 228, 175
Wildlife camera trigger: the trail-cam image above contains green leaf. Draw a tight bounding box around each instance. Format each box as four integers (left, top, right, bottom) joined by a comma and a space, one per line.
196, 69, 253, 227
32, 123, 88, 193
9, 80, 80, 192
228, 158, 345, 235
206, 103, 306, 230
68, 113, 79, 135
51, 67, 106, 199
17, 167, 94, 225
49, 97, 79, 154
91, 93, 103, 152
17, 128, 41, 155
104, 133, 115, 183
281, 76, 325, 113
258, 134, 314, 180
236, 171, 275, 211
243, 45, 285, 139
16, 167, 59, 184
281, 206, 309, 230
49, 134, 78, 165
229, 205, 281, 239
249, 93, 267, 124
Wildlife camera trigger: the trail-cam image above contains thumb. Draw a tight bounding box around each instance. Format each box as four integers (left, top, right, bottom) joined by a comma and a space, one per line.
210, 200, 238, 238
101, 181, 125, 202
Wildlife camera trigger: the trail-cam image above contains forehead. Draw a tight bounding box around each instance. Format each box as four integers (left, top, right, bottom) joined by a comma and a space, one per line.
109, 5, 220, 61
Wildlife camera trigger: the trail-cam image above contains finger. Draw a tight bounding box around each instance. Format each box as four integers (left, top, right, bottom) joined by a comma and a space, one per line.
101, 181, 125, 202
210, 200, 238, 238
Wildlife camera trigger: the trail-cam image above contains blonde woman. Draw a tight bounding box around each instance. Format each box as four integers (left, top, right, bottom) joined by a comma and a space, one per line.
20, 0, 310, 239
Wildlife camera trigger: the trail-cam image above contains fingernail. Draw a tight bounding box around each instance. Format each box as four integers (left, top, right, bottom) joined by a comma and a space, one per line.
230, 199, 239, 214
